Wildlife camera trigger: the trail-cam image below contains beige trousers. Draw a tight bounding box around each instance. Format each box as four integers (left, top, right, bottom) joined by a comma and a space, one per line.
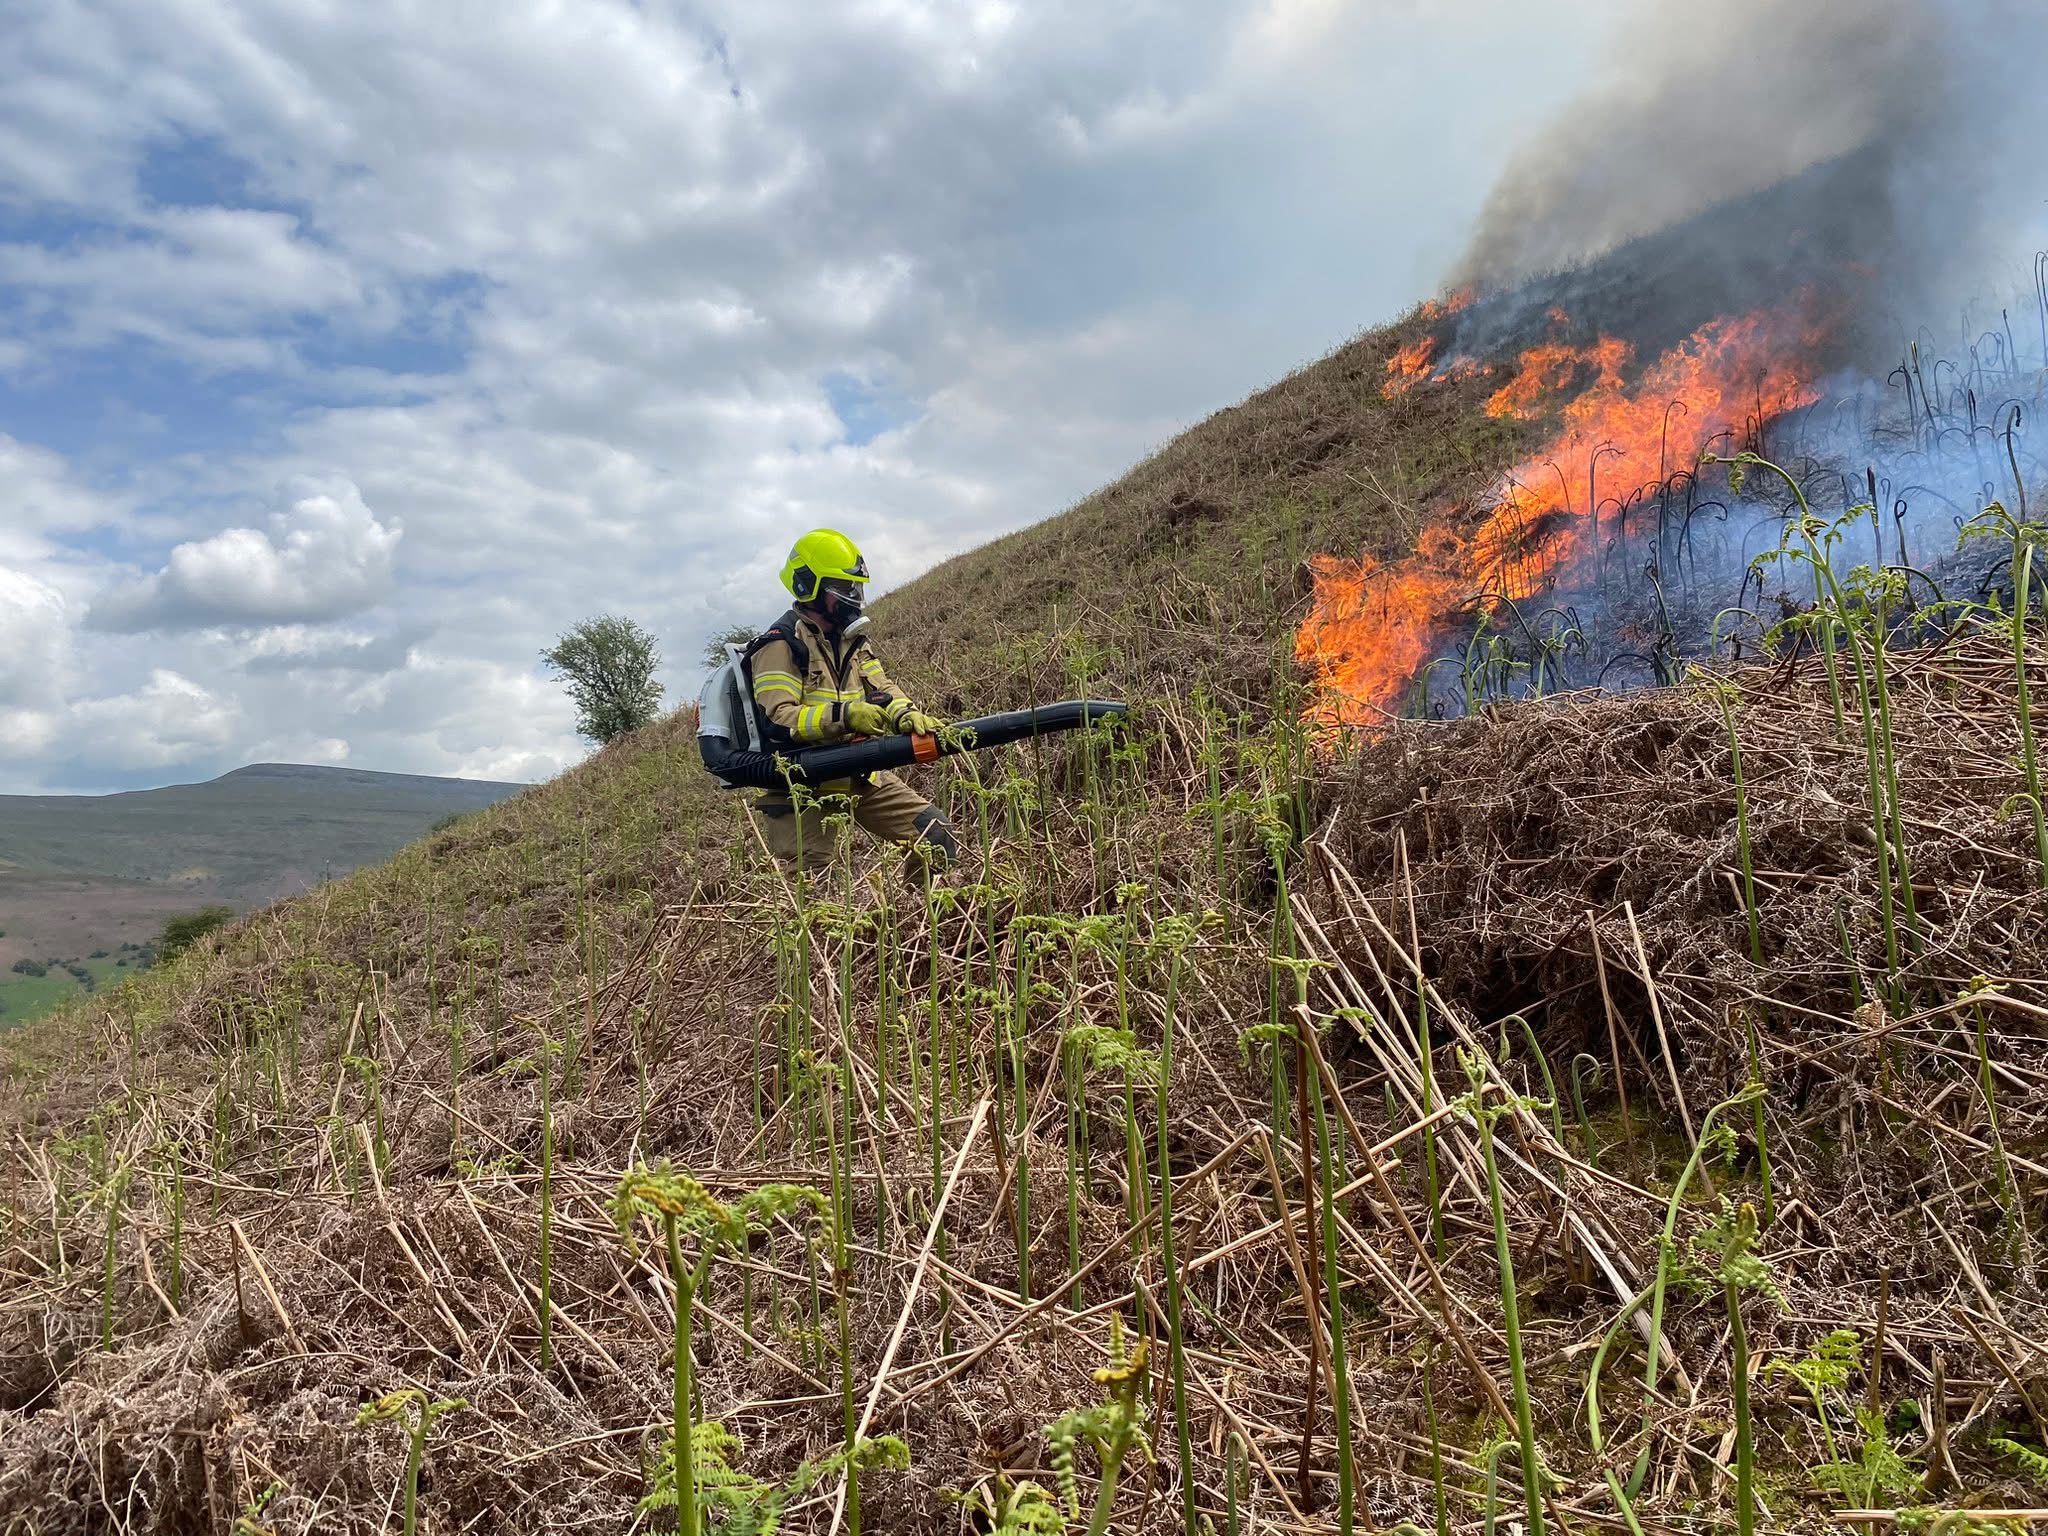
752, 771, 945, 871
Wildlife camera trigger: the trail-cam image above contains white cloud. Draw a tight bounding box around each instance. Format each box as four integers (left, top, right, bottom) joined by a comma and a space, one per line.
62, 669, 239, 771
242, 731, 350, 767
239, 623, 426, 674
0, 206, 371, 364
90, 479, 401, 632
0, 434, 122, 561
0, 568, 69, 708
0, 707, 60, 761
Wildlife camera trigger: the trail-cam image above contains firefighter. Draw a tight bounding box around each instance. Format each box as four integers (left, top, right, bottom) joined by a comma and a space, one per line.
745, 528, 960, 872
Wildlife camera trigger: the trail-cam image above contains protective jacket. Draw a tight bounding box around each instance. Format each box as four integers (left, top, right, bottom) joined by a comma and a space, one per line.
747, 609, 917, 748
746, 610, 952, 869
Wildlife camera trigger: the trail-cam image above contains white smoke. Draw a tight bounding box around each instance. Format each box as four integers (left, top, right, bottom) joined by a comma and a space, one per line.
1452, 0, 2048, 342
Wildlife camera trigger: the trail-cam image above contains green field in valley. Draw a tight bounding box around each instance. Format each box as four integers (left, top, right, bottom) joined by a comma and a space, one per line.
0, 953, 134, 1029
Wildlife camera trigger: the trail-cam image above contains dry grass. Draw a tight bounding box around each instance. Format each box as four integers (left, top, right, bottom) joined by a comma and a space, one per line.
6, 284, 2048, 1533
3, 617, 2046, 1531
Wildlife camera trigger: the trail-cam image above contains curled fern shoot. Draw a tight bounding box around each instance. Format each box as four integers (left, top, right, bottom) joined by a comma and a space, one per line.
1457, 1051, 1545, 1536
1046, 1315, 1154, 1536
639, 1421, 908, 1534
613, 1164, 826, 1536
356, 1389, 466, 1536
1700, 1200, 1772, 1536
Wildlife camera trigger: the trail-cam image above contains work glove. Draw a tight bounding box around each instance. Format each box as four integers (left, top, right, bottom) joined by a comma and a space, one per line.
845, 700, 892, 737
900, 709, 947, 736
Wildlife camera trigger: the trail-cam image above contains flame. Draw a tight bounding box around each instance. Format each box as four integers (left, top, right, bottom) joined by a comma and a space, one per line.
1381, 289, 1479, 400
1297, 528, 1468, 718
1424, 287, 1477, 321
1484, 336, 1629, 420
1383, 336, 1438, 398
1300, 304, 1827, 727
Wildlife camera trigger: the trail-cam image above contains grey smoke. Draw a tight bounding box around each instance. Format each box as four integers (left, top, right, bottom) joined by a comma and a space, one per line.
1452, 0, 2048, 339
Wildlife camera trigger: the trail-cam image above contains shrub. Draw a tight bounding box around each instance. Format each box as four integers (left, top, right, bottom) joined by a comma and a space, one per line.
156, 906, 237, 964
10, 958, 46, 977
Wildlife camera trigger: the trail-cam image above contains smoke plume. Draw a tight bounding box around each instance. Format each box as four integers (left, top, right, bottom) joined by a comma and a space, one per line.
1452, 0, 2048, 333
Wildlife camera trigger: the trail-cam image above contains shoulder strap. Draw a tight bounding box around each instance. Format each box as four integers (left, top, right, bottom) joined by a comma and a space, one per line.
738, 611, 810, 754
740, 609, 809, 673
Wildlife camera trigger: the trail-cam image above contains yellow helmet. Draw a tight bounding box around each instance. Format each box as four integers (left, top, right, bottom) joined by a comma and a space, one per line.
780, 528, 870, 603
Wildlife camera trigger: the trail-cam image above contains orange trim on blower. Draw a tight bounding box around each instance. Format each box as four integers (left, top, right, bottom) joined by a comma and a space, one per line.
911, 733, 939, 763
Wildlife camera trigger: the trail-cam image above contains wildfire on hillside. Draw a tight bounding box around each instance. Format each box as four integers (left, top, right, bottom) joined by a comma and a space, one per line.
1380, 289, 1478, 400
1382, 336, 1437, 398
1302, 299, 1832, 728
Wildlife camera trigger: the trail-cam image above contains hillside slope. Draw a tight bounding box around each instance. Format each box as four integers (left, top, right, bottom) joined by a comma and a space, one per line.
3, 258, 2046, 1536
870, 152, 1903, 718
872, 308, 1511, 716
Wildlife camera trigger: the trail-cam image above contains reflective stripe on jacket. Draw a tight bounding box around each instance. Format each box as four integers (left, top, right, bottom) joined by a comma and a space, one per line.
749, 610, 912, 747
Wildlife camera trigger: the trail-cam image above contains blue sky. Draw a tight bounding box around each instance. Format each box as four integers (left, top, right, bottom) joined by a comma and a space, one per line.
0, 0, 1653, 793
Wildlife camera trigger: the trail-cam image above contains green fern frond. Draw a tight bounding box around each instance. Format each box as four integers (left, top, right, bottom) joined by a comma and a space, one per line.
1695, 1199, 1779, 1299
611, 1163, 732, 1239
988, 1480, 1067, 1536
1811, 1407, 1917, 1502
640, 1425, 909, 1531
733, 1182, 829, 1233
1062, 1024, 1158, 1085
1992, 1435, 2048, 1488
1767, 1329, 1861, 1395
1234, 1021, 1290, 1064
1045, 1317, 1151, 1519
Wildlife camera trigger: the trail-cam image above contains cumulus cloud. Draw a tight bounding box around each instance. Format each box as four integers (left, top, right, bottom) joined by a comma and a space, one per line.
0, 206, 373, 366
0, 568, 69, 707
239, 623, 429, 674
61, 669, 240, 771
0, 433, 122, 563
90, 480, 401, 633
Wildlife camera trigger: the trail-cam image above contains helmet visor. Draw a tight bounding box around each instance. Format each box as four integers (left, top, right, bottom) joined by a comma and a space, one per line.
820, 576, 865, 611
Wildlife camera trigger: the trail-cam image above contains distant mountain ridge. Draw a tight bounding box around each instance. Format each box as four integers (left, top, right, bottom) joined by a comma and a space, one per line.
0, 762, 529, 986
29, 759, 526, 803
0, 762, 524, 880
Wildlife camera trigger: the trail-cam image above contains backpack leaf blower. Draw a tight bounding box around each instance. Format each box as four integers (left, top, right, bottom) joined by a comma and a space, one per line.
700, 694, 1126, 792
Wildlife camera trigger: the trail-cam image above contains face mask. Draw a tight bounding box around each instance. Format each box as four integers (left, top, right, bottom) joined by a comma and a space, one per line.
818, 579, 865, 625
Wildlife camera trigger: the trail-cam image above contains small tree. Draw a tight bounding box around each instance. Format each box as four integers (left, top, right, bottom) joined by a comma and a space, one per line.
701, 622, 759, 672
543, 615, 665, 744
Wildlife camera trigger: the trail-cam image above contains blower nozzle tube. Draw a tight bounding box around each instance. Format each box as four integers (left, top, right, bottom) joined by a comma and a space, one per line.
708, 700, 1126, 792
793, 699, 1126, 783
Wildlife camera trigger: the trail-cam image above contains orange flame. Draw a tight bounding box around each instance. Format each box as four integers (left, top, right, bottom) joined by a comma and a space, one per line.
1422, 287, 1477, 322
1484, 336, 1629, 420
1383, 336, 1438, 398
1382, 289, 1479, 400
1300, 304, 1827, 727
